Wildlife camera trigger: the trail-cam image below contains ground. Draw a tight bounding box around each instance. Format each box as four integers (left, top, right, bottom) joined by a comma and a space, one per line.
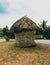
0, 41, 50, 65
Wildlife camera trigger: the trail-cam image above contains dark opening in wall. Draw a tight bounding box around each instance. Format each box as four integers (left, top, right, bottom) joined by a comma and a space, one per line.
14, 27, 33, 33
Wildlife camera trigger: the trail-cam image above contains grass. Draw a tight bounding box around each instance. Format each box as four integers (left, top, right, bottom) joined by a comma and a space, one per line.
0, 41, 50, 65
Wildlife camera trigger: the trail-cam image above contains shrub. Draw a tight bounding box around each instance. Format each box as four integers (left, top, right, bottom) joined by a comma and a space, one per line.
4, 36, 10, 41
36, 28, 43, 35
9, 30, 15, 39
35, 35, 44, 39
43, 27, 50, 39
3, 26, 15, 39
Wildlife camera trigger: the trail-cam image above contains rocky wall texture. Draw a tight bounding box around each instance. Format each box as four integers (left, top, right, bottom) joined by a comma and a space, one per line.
15, 31, 36, 47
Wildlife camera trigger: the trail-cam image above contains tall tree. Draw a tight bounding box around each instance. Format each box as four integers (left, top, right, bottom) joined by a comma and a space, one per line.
43, 26, 50, 39
38, 20, 47, 30
3, 26, 10, 41
3, 26, 9, 36
36, 20, 47, 35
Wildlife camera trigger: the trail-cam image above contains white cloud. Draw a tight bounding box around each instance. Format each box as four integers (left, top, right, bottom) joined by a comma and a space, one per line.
0, 0, 50, 28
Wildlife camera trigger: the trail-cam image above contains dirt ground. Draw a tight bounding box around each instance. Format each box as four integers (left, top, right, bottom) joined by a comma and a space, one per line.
0, 41, 50, 65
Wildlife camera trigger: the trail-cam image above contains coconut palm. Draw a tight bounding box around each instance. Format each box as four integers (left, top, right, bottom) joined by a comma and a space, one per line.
38, 20, 47, 30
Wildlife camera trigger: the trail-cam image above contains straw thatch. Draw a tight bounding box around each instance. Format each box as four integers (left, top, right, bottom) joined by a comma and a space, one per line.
11, 16, 38, 32
11, 16, 38, 47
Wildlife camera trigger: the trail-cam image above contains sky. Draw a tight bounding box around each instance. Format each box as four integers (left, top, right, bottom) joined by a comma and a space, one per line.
0, 0, 50, 28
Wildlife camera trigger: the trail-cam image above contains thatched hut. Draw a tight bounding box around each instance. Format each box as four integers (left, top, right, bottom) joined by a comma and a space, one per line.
11, 16, 38, 47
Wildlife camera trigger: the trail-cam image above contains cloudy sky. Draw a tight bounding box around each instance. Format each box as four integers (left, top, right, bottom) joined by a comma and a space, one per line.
0, 0, 50, 28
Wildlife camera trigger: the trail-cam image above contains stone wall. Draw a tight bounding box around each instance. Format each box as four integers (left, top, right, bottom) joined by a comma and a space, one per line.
15, 31, 36, 47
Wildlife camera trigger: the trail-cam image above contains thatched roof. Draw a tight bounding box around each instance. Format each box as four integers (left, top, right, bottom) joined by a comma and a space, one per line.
11, 16, 38, 32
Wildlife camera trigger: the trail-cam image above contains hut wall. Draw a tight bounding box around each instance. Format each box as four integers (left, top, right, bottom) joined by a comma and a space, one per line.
15, 31, 36, 47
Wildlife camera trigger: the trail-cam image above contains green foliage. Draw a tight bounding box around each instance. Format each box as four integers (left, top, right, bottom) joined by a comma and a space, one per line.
0, 28, 3, 32
36, 28, 43, 35
3, 26, 10, 41
0, 28, 3, 37
38, 20, 47, 30
9, 30, 15, 39
3, 26, 15, 39
4, 36, 10, 41
43, 26, 50, 39
3, 26, 9, 36
36, 20, 47, 36
35, 35, 44, 39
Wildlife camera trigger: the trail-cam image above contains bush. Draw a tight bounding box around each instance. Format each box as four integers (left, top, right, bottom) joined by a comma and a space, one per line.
36, 28, 43, 35
3, 26, 15, 39
9, 30, 15, 39
4, 36, 10, 41
35, 35, 44, 39
0, 28, 3, 37
43, 27, 50, 39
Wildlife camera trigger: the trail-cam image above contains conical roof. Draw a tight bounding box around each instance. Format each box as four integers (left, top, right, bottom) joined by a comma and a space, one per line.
11, 16, 38, 31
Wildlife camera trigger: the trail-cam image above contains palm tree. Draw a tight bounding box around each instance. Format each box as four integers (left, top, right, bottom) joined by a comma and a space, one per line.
38, 20, 47, 30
